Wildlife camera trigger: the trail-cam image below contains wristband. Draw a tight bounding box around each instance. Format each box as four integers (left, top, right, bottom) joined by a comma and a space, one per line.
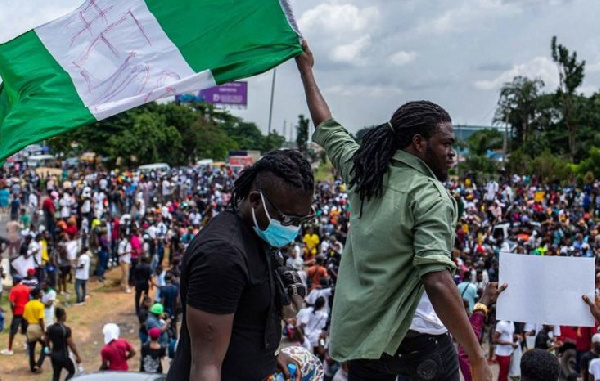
473, 303, 488, 315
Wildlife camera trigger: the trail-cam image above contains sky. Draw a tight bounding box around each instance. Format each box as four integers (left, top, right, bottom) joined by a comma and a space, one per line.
1, 0, 599, 138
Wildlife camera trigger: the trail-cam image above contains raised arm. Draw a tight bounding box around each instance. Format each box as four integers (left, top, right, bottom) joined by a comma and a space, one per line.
295, 40, 332, 127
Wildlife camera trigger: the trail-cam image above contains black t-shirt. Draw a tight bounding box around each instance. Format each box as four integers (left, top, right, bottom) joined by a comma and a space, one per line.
47, 323, 72, 357
139, 308, 149, 335
134, 264, 152, 288
581, 351, 598, 380
140, 343, 166, 373
168, 210, 279, 381
535, 331, 552, 350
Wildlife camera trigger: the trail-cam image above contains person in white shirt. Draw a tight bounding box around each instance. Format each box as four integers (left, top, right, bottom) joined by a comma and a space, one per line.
117, 233, 132, 293
60, 193, 72, 219
493, 320, 518, 381
41, 281, 57, 325
305, 278, 333, 315
75, 249, 91, 305
299, 296, 329, 351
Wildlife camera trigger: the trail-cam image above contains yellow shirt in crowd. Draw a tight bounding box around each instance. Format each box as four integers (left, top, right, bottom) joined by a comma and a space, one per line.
23, 300, 45, 324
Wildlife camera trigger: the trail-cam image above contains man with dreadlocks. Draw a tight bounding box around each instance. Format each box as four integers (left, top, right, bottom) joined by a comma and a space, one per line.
168, 150, 313, 381
296, 41, 492, 381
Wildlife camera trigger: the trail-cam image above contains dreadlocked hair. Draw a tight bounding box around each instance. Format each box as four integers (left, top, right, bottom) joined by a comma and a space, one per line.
231, 149, 314, 208
349, 100, 451, 216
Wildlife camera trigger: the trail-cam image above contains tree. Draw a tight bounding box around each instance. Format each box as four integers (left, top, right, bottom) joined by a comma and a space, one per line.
551, 36, 586, 162
296, 115, 310, 153
494, 76, 545, 148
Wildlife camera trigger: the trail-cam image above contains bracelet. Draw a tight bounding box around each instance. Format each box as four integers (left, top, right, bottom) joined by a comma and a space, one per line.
473, 303, 488, 315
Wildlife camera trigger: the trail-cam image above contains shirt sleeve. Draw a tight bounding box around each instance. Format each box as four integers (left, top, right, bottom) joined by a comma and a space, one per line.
312, 119, 360, 184
186, 241, 247, 315
411, 180, 457, 278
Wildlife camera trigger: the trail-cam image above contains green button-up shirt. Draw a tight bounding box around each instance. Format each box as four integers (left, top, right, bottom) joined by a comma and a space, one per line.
313, 119, 457, 362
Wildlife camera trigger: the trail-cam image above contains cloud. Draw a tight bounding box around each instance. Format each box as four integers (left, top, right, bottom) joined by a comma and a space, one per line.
588, 61, 600, 73
389, 51, 417, 67
298, 4, 379, 37
330, 36, 371, 64
416, 0, 522, 35
325, 84, 403, 97
473, 57, 559, 90
475, 62, 514, 72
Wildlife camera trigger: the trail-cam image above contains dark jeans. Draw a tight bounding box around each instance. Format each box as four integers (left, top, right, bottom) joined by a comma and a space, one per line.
27, 338, 46, 372
51, 353, 75, 381
129, 258, 139, 286
75, 279, 87, 303
96, 250, 108, 278
135, 284, 149, 316
348, 332, 459, 381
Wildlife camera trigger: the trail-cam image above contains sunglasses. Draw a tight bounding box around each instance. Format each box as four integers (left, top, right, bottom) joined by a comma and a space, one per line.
260, 191, 314, 227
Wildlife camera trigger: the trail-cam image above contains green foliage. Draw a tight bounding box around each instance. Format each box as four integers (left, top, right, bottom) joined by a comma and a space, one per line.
465, 129, 504, 156
494, 76, 545, 147
48, 102, 283, 167
551, 35, 586, 161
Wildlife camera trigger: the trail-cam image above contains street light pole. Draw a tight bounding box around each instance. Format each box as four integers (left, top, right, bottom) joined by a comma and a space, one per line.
267, 68, 277, 150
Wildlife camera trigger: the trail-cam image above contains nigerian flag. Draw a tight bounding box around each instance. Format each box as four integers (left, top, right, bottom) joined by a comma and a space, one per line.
0, 0, 302, 161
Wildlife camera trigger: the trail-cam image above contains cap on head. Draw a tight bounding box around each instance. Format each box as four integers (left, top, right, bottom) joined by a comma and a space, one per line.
150, 303, 164, 315
148, 327, 161, 340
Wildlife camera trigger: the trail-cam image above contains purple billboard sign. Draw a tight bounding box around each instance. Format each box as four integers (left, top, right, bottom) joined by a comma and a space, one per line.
200, 81, 248, 106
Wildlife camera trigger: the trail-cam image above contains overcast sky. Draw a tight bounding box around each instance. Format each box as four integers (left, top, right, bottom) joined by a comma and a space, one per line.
1, 0, 599, 137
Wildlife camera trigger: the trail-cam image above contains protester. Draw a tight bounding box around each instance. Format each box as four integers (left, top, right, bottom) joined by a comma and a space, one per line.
140, 327, 167, 373
297, 40, 491, 380
520, 349, 560, 381
492, 320, 519, 381
1, 275, 29, 355
46, 307, 82, 381
41, 280, 57, 325
23, 288, 46, 373
168, 150, 313, 381
100, 323, 136, 371
75, 247, 91, 305
134, 256, 153, 316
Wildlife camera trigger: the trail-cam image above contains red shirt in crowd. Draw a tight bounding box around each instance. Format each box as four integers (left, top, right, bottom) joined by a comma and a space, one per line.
9, 283, 30, 315
42, 197, 55, 213
101, 339, 133, 371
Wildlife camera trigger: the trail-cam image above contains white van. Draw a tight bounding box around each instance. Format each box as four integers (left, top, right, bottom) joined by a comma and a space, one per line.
138, 163, 171, 173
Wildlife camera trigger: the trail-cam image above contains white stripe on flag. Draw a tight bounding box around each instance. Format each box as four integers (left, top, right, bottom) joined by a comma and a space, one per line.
36, 0, 215, 120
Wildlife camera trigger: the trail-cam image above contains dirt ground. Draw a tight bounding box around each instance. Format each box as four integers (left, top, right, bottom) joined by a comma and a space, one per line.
0, 264, 151, 381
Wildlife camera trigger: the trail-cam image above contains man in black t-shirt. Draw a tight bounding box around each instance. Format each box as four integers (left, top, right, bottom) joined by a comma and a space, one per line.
133, 257, 153, 316
168, 150, 314, 381
46, 307, 81, 381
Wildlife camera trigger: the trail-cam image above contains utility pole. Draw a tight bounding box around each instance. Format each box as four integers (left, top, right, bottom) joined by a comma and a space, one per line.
266, 68, 277, 149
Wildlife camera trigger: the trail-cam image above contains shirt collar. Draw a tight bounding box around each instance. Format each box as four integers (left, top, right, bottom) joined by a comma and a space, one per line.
391, 150, 437, 179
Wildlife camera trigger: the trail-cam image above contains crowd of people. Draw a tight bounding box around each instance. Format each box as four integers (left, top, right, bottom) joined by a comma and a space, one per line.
1, 160, 600, 381
0, 165, 238, 378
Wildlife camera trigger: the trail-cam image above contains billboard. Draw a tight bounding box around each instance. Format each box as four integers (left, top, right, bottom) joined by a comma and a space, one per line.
176, 81, 248, 106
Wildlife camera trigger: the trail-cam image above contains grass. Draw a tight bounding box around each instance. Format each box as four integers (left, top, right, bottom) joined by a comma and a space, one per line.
315, 160, 334, 182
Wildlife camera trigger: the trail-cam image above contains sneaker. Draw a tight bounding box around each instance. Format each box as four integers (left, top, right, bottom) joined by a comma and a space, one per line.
0, 349, 13, 355
125, 288, 131, 294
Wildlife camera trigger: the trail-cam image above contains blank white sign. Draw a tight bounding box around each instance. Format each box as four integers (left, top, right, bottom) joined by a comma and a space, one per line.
497, 252, 595, 327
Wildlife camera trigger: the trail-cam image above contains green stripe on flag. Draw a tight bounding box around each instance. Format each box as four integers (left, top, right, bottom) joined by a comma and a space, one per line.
144, 0, 302, 84
0, 31, 94, 161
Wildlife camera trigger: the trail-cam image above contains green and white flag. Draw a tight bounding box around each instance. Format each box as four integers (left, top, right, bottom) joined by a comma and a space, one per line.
0, 0, 302, 161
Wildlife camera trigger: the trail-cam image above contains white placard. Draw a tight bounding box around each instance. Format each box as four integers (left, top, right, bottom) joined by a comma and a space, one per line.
497, 252, 595, 327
